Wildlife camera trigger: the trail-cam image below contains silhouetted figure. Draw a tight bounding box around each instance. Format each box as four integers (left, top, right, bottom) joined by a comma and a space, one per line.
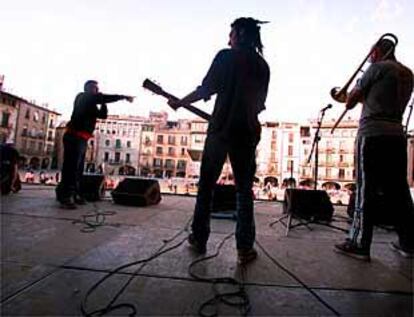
168, 17, 270, 264
56, 80, 134, 209
0, 143, 21, 195
335, 38, 414, 260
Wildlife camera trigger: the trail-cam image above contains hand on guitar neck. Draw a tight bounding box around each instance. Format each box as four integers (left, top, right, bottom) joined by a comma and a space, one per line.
142, 79, 211, 121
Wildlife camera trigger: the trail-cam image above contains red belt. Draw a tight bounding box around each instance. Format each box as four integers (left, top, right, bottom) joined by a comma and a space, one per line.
66, 128, 92, 140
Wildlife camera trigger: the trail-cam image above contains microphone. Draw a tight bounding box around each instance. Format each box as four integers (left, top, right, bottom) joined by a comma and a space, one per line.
321, 104, 333, 112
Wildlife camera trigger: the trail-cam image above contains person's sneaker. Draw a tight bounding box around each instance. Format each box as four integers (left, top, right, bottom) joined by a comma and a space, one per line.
74, 195, 87, 205
237, 248, 258, 265
389, 242, 414, 258
188, 234, 206, 254
334, 241, 370, 261
60, 198, 77, 210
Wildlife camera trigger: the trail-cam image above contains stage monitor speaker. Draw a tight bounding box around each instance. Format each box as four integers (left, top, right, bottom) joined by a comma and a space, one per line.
211, 184, 236, 212
283, 188, 333, 221
79, 174, 106, 201
111, 178, 161, 207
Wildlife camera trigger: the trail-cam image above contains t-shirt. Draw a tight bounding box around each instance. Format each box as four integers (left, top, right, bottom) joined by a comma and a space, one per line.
68, 93, 126, 134
356, 60, 413, 137
196, 48, 270, 140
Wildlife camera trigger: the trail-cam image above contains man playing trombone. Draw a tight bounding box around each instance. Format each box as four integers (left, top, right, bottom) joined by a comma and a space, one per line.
334, 36, 414, 260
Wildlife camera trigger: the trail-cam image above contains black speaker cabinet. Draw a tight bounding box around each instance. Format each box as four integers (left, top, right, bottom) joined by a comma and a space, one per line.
111, 178, 161, 207
211, 184, 236, 212
283, 189, 333, 221
79, 174, 106, 201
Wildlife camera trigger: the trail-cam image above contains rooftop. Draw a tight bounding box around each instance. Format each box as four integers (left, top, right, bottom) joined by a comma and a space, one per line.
1, 185, 412, 316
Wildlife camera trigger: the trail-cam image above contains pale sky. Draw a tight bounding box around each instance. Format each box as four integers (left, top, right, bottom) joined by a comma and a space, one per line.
1, 0, 413, 128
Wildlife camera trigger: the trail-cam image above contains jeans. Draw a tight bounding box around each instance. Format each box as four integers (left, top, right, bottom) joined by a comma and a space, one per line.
59, 133, 87, 200
191, 132, 258, 250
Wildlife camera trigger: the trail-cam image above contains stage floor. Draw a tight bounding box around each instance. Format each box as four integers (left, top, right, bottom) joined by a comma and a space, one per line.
1, 185, 412, 316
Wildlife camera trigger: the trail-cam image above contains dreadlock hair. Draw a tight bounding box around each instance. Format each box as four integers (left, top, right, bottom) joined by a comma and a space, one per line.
374, 38, 396, 60
231, 17, 268, 55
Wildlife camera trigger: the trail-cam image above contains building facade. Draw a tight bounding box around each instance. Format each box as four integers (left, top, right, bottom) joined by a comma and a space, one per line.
152, 120, 191, 178
0, 91, 20, 143
302, 117, 358, 188
14, 100, 61, 169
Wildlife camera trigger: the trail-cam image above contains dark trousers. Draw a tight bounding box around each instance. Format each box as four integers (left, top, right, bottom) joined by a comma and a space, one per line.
349, 135, 414, 250
59, 133, 87, 200
191, 133, 258, 250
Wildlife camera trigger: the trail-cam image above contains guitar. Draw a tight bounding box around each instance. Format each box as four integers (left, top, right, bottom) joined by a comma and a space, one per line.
142, 79, 211, 121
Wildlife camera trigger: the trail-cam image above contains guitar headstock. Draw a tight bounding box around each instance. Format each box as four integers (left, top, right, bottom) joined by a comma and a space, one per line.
143, 79, 163, 95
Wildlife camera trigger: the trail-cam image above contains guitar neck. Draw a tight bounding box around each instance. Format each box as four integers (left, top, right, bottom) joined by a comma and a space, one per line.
158, 91, 211, 121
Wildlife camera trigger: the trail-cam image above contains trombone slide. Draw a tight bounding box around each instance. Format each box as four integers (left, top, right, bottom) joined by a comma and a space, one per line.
331, 109, 348, 134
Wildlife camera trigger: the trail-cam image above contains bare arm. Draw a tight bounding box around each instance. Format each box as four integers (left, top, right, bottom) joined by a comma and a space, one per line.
345, 87, 363, 110
168, 89, 204, 109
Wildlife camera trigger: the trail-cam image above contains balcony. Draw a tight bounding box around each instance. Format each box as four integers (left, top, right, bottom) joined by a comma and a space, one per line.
21, 148, 44, 156
108, 159, 124, 165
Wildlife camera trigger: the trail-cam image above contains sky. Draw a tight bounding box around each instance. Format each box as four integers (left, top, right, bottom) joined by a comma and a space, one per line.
1, 0, 413, 128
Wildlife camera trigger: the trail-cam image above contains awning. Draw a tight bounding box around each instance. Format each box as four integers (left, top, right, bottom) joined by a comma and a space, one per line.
322, 181, 341, 190
187, 149, 203, 162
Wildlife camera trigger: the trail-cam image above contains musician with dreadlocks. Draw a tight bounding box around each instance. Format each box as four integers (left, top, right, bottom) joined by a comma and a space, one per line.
168, 17, 270, 264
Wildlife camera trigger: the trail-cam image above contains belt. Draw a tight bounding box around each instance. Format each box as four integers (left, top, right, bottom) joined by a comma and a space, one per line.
65, 128, 92, 140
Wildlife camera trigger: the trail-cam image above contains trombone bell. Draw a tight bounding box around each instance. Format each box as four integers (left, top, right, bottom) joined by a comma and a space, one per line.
330, 87, 348, 103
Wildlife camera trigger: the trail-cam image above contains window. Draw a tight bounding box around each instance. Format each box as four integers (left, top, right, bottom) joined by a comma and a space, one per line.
326, 154, 332, 164
1, 111, 10, 127
288, 145, 293, 156
165, 159, 174, 168
339, 169, 345, 179
194, 135, 203, 143
168, 147, 175, 156
47, 131, 53, 141
326, 168, 332, 178
38, 142, 43, 151
156, 147, 163, 155
125, 153, 131, 163
105, 140, 110, 146
177, 160, 186, 169
181, 148, 186, 156
42, 114, 46, 123
168, 135, 176, 145
33, 111, 39, 122
339, 155, 344, 163
288, 133, 294, 143
127, 141, 131, 148
104, 152, 109, 162
22, 126, 28, 137
287, 160, 294, 172
49, 119, 54, 128
25, 109, 30, 119
157, 135, 164, 144
180, 136, 188, 145
153, 158, 162, 167
115, 152, 121, 162
115, 139, 121, 148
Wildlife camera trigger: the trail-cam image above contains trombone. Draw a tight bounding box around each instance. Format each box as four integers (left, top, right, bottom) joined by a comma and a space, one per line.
330, 33, 398, 133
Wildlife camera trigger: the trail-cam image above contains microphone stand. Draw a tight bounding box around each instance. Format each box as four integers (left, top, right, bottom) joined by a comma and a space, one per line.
307, 105, 330, 190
